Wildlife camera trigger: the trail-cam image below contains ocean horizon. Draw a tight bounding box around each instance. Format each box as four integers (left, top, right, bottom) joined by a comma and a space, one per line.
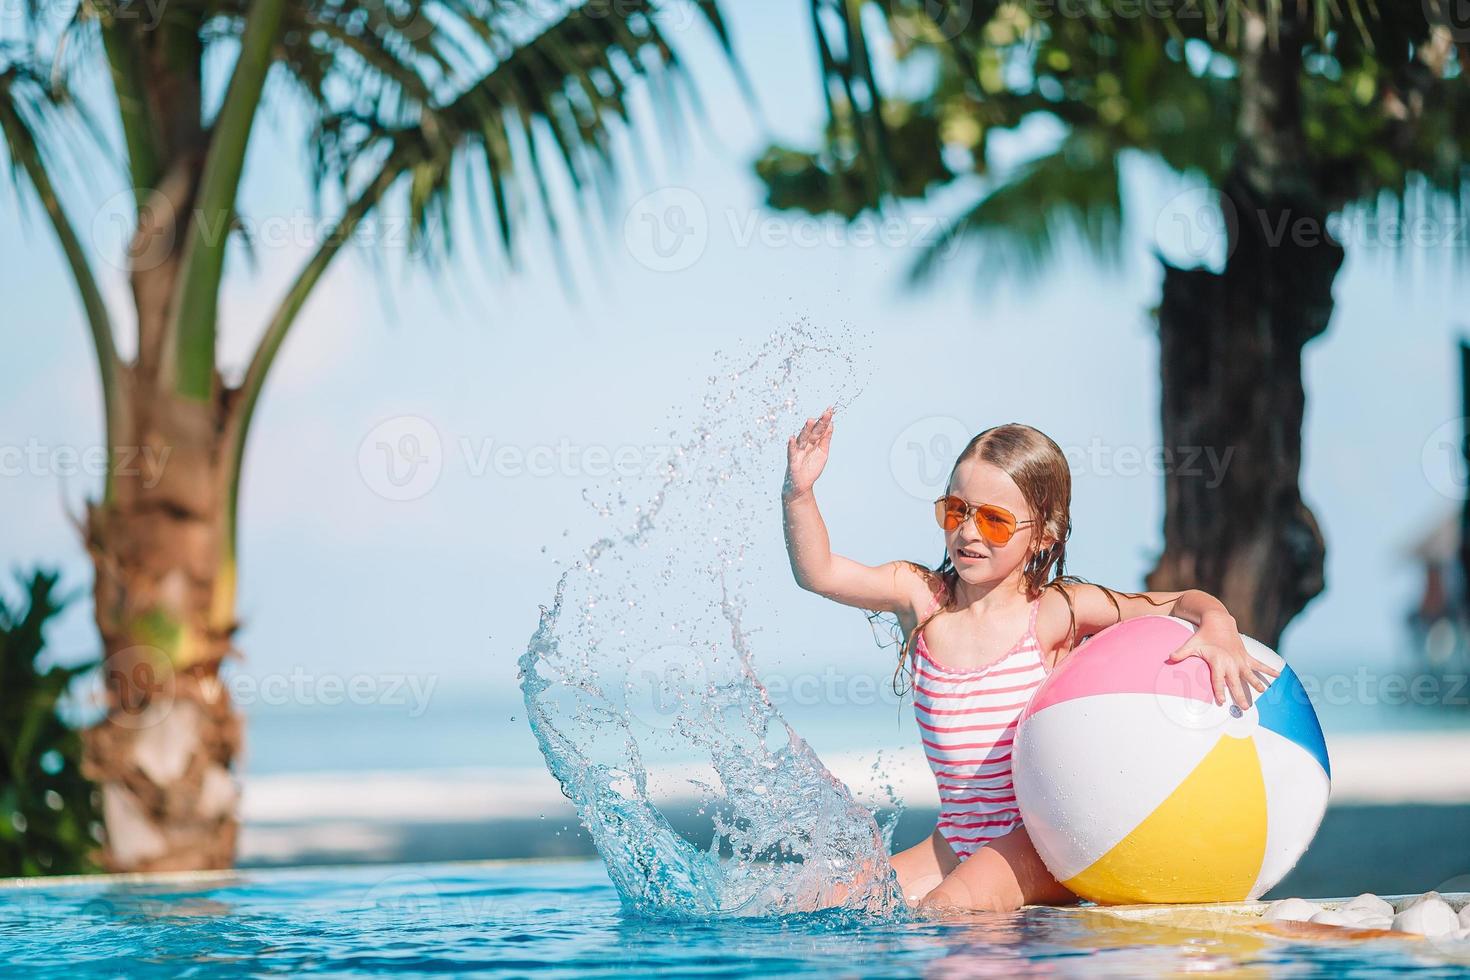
238, 646, 1468, 777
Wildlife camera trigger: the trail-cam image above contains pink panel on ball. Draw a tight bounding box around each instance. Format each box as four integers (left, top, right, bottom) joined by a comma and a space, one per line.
1022, 616, 1216, 720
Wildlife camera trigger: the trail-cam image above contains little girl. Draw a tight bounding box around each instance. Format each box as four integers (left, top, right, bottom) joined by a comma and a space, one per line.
782, 411, 1279, 914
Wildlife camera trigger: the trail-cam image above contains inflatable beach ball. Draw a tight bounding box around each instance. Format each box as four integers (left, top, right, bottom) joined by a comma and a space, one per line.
1013, 616, 1330, 905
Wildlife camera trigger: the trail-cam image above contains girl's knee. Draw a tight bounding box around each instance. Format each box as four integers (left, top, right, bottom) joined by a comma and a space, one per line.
899, 872, 944, 906
918, 880, 1021, 914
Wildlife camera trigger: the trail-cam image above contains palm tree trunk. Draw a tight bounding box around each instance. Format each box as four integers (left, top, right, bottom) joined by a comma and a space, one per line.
1146, 11, 1340, 647
82, 385, 241, 871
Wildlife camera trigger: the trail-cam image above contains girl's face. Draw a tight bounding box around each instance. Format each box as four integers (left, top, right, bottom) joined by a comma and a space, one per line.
944, 459, 1042, 588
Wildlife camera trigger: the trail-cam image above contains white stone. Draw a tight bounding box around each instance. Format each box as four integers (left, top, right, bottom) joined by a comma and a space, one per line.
1395, 890, 1443, 913
1460, 904, 1470, 930
1392, 897, 1459, 937
1263, 898, 1320, 923
1309, 910, 1351, 927
1340, 893, 1394, 918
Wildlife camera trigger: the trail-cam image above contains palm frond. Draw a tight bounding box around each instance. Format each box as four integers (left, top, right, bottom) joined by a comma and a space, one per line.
233, 0, 721, 431
910, 131, 1123, 285
0, 57, 122, 489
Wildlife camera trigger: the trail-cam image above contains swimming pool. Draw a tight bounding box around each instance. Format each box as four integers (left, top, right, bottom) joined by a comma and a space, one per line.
2, 859, 1466, 976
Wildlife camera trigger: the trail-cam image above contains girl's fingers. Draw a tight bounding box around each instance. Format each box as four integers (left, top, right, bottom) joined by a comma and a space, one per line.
1229, 671, 1252, 710
1204, 652, 1226, 705
794, 409, 835, 446
1251, 657, 1281, 679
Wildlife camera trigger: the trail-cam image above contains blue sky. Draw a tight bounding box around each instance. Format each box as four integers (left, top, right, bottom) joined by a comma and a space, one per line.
1, 3, 1467, 758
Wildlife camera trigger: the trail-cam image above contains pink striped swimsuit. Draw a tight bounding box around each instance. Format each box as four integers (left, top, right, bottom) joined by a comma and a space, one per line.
911, 595, 1048, 860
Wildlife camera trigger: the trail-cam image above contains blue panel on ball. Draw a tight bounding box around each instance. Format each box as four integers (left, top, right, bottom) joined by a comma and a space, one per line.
1254, 665, 1330, 778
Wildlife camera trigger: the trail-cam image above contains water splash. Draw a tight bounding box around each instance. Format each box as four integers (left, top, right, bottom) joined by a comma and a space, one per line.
517, 323, 904, 919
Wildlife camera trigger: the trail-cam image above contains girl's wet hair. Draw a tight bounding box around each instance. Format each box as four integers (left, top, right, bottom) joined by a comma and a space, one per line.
892, 422, 1162, 696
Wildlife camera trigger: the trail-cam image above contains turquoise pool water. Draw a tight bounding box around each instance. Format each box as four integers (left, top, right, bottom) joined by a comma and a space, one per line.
2, 859, 1466, 977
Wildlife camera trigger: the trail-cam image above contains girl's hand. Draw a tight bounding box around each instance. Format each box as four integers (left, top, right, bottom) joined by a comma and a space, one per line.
784, 407, 834, 499
1165, 615, 1280, 708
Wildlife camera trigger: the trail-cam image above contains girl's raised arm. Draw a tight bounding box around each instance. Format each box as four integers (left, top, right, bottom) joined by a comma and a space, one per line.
782, 408, 925, 615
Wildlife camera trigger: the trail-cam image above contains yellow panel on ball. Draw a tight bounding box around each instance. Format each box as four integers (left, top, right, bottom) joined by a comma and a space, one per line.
1063, 734, 1268, 905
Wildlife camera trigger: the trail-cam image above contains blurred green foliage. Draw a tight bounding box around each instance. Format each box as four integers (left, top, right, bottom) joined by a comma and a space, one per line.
0, 571, 101, 877
762, 1, 1469, 280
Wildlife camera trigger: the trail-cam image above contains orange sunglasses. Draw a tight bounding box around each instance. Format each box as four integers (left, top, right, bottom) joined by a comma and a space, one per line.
933, 495, 1035, 546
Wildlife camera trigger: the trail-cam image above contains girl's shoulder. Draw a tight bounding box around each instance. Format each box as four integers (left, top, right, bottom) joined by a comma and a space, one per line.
1035, 580, 1141, 668
1035, 581, 1091, 670
891, 561, 945, 630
